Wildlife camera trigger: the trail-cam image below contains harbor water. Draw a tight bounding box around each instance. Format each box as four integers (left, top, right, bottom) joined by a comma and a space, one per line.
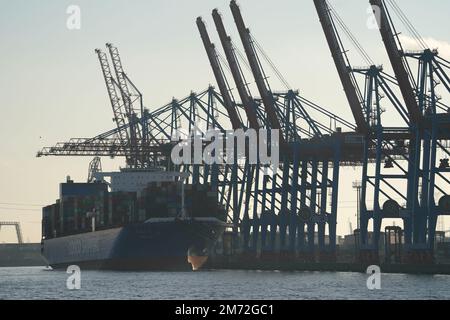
0, 267, 449, 300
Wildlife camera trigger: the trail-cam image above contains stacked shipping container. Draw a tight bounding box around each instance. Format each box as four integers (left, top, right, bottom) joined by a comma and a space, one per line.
42, 181, 227, 240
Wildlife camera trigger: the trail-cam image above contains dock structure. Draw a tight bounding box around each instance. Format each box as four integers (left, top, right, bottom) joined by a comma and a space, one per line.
37, 0, 449, 266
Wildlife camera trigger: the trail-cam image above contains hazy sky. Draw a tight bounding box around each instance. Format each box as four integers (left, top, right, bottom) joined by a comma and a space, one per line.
0, 0, 449, 242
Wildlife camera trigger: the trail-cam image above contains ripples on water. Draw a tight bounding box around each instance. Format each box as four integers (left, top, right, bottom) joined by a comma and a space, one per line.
0, 267, 449, 300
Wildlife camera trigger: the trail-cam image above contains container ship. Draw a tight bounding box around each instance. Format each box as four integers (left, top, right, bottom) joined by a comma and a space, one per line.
41, 169, 230, 271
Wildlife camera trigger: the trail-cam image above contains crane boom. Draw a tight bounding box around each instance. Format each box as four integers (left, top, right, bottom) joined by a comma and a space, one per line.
106, 44, 133, 117
106, 43, 143, 140
229, 0, 284, 136
106, 44, 143, 167
314, 0, 368, 135
95, 49, 132, 166
87, 157, 102, 183
369, 0, 422, 125
196, 17, 242, 130
212, 9, 260, 130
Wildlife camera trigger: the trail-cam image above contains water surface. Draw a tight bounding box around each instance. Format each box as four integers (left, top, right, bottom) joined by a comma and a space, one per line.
0, 267, 449, 300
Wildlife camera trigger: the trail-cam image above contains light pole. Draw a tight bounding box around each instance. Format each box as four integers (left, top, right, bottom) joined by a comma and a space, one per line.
352, 181, 362, 231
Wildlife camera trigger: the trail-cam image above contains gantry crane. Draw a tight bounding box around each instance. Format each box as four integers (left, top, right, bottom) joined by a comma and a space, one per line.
198, 16, 260, 241
315, 0, 449, 263
209, 1, 349, 261
211, 9, 266, 254
370, 0, 450, 263
314, 0, 414, 263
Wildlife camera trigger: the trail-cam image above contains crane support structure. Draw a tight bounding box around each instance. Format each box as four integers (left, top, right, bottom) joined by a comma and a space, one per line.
212, 9, 260, 130
196, 17, 242, 130
369, 0, 422, 125
314, 0, 368, 135
229, 0, 284, 136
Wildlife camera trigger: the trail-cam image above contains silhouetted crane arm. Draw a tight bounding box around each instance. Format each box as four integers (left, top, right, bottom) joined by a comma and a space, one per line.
106, 44, 134, 123
106, 43, 143, 166
314, 0, 368, 135
212, 9, 260, 130
87, 157, 102, 183
369, 0, 422, 125
196, 17, 242, 130
95, 48, 132, 165
229, 0, 284, 139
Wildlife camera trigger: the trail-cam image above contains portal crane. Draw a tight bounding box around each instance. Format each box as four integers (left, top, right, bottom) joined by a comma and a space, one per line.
371, 0, 450, 262
196, 19, 242, 240
314, 0, 418, 263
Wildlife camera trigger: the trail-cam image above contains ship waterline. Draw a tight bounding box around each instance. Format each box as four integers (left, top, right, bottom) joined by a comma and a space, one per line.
43, 218, 229, 271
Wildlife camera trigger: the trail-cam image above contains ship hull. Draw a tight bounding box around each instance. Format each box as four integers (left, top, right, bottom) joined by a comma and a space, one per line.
43, 218, 228, 271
